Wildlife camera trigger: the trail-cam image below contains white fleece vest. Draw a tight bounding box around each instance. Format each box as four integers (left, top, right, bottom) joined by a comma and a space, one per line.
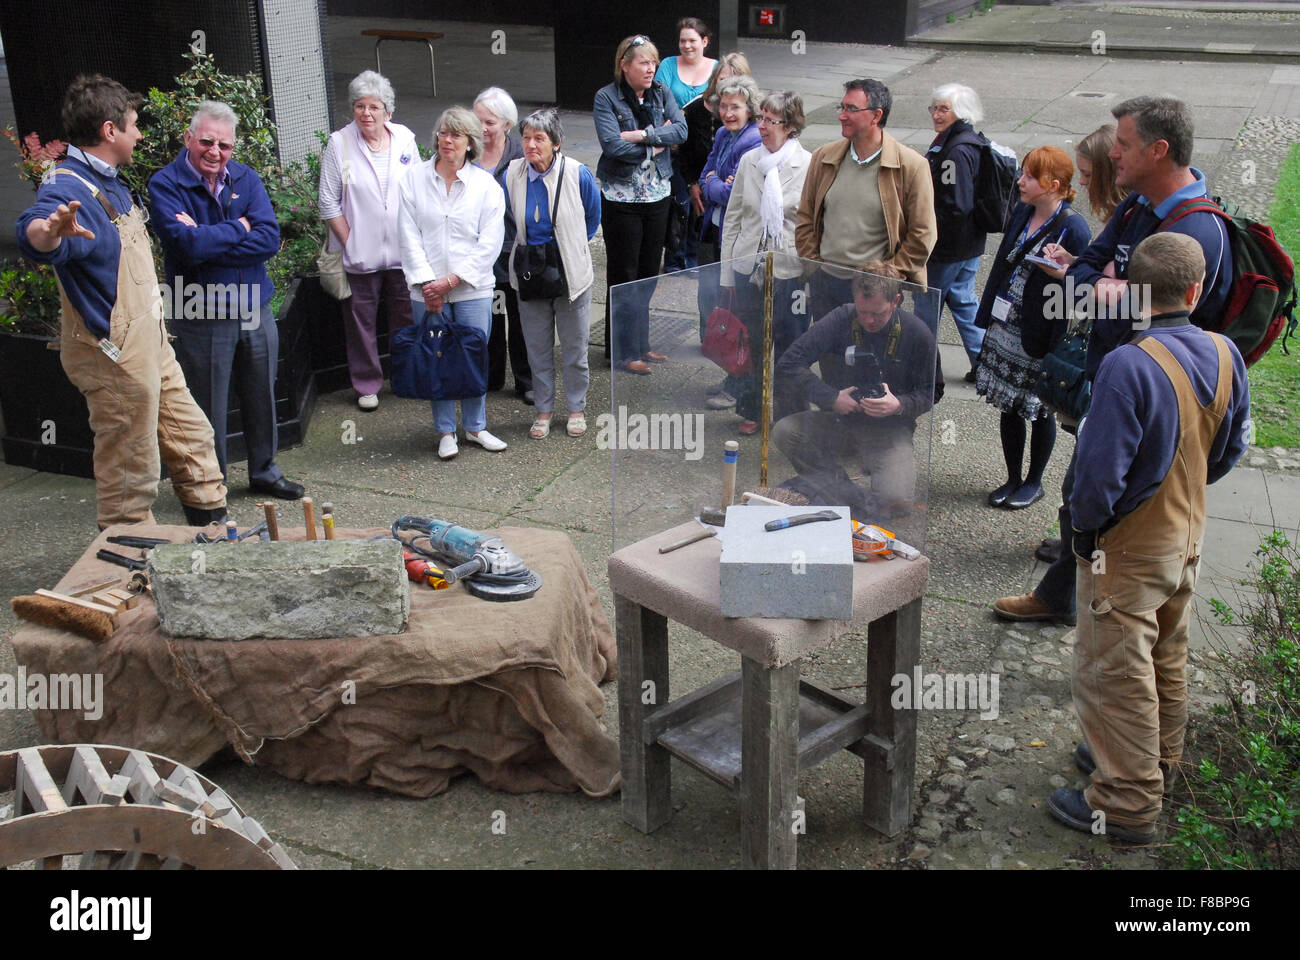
505, 155, 593, 302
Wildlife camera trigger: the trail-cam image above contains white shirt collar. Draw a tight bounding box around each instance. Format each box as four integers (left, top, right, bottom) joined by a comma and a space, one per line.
67, 144, 118, 178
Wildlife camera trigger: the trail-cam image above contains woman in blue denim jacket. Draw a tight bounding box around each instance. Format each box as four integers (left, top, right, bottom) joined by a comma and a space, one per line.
593, 34, 688, 374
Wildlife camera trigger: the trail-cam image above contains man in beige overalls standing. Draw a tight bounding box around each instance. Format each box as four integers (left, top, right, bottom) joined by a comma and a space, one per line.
17, 75, 227, 529
1047, 233, 1251, 842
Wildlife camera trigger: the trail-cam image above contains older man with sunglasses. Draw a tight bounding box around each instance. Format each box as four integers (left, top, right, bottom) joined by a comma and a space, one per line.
150, 101, 305, 501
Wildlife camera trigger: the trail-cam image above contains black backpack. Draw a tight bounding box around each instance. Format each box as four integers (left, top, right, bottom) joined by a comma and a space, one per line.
949, 130, 1019, 234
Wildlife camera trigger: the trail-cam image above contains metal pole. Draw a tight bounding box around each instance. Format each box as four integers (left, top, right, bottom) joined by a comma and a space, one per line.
760, 250, 774, 487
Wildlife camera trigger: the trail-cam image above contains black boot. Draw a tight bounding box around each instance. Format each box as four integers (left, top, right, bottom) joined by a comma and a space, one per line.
183, 504, 228, 527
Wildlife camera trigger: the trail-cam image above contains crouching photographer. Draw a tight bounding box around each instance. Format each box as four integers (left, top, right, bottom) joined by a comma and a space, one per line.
772, 261, 940, 515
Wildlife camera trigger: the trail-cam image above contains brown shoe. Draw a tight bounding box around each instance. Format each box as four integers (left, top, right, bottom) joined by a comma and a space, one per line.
643, 351, 668, 363
993, 592, 1076, 625
619, 360, 652, 375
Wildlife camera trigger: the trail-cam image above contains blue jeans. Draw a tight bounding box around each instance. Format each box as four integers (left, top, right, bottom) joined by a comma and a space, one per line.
412, 297, 492, 435
928, 256, 983, 368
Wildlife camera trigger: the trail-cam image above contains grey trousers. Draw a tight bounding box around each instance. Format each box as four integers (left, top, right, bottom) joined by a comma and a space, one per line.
172, 300, 283, 485
517, 287, 592, 415
772, 409, 916, 506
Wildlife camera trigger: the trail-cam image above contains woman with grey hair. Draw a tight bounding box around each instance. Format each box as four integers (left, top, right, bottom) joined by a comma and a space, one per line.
398, 106, 507, 459
319, 70, 419, 411
473, 86, 532, 401
695, 74, 762, 426
503, 108, 602, 438
715, 90, 810, 432
926, 82, 989, 382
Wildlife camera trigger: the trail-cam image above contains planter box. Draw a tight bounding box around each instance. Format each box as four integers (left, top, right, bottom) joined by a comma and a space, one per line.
0, 276, 335, 478
0, 331, 95, 477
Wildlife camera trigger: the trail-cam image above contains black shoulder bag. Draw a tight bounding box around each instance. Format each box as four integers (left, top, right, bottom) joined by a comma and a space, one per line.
512, 157, 568, 301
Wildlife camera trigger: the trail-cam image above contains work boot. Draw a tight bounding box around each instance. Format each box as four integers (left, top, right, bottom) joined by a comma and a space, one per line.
993, 592, 1076, 625
183, 504, 228, 527
1075, 742, 1096, 775
1047, 788, 1156, 843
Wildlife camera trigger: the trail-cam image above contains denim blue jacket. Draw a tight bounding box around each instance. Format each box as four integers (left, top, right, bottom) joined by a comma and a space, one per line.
593, 81, 687, 185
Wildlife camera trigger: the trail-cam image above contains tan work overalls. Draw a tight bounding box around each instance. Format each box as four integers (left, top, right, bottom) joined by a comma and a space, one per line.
51, 168, 226, 529
1073, 333, 1232, 829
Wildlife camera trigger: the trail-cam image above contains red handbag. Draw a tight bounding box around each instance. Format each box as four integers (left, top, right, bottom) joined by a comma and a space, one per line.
701, 291, 752, 377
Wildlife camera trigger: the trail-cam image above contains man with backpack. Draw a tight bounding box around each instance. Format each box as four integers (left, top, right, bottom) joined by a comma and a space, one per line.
1047, 232, 1250, 841
994, 94, 1235, 627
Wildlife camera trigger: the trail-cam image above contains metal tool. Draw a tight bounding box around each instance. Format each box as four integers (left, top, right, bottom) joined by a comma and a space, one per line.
852, 522, 920, 561
237, 519, 271, 542
659, 527, 717, 553
764, 509, 841, 532
392, 516, 542, 601
106, 535, 171, 549
96, 548, 147, 572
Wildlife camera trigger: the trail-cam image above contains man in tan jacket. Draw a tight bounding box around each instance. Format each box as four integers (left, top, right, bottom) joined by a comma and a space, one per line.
795, 78, 937, 322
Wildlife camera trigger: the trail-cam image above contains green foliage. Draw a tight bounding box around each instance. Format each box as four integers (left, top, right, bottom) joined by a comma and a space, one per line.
1248, 141, 1300, 447
1169, 531, 1300, 869
0, 260, 61, 337
264, 131, 328, 293
120, 50, 277, 199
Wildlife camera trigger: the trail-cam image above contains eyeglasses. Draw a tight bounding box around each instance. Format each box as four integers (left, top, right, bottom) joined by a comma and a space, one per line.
197, 137, 235, 152
837, 103, 875, 115
758, 116, 786, 127
928, 104, 952, 115
437, 130, 467, 140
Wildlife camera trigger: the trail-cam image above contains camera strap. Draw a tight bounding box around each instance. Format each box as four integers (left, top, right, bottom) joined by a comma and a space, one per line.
853, 310, 903, 359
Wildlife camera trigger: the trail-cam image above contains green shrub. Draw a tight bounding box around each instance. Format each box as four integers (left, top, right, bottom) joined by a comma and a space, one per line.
1169, 530, 1300, 869
0, 260, 61, 337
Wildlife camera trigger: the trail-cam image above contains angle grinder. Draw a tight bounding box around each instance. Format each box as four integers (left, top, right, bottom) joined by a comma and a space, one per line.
392, 515, 543, 601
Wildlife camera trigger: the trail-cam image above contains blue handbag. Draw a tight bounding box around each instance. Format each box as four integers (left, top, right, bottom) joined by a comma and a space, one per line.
390, 306, 489, 401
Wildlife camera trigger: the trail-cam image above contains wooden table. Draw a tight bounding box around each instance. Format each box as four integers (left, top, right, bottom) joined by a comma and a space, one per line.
608, 522, 928, 869
361, 29, 443, 97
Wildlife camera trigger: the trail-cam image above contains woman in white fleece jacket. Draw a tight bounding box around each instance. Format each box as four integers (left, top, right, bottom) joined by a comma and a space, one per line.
398, 105, 507, 461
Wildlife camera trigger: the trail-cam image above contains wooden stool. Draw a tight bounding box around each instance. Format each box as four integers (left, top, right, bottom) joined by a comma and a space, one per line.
608, 521, 928, 869
361, 29, 443, 97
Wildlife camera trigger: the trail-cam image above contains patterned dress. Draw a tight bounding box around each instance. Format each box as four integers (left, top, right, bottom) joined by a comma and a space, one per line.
974, 218, 1056, 421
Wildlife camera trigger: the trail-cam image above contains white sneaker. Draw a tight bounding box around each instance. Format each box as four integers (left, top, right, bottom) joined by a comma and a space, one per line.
705, 391, 736, 410
358, 394, 379, 410
437, 434, 459, 459
465, 429, 507, 452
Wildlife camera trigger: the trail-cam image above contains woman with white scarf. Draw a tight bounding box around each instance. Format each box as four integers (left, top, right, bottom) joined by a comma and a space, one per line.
717, 90, 810, 433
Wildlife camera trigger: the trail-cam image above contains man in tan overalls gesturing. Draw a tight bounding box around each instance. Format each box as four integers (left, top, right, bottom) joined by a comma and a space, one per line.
1048, 232, 1251, 842
18, 75, 227, 530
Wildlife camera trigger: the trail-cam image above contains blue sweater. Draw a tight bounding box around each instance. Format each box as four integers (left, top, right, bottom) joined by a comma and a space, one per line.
503, 160, 602, 248
1069, 169, 1232, 378
1072, 314, 1249, 533
700, 122, 761, 236
16, 154, 138, 339
149, 152, 280, 319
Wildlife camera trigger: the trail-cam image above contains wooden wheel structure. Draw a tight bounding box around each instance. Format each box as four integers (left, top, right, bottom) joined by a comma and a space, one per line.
0, 744, 296, 870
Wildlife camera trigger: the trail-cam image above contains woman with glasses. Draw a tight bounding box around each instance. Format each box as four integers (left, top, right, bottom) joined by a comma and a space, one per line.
473, 86, 533, 404
398, 106, 508, 460
926, 83, 989, 383
593, 34, 688, 375
319, 70, 419, 412
972, 145, 1090, 510
716, 90, 810, 433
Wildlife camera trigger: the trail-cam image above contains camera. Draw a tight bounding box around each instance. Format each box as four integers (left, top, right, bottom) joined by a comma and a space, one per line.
843, 345, 885, 400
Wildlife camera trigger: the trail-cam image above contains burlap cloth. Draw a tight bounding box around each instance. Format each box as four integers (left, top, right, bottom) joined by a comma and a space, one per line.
8, 523, 620, 798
